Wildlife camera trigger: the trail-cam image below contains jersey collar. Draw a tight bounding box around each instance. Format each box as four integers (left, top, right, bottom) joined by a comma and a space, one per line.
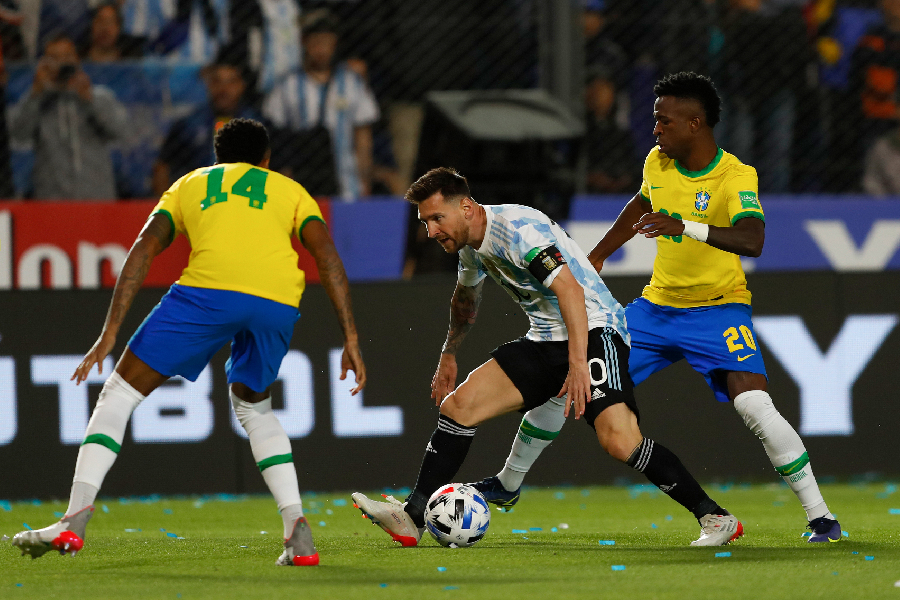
674, 147, 723, 178
474, 203, 494, 254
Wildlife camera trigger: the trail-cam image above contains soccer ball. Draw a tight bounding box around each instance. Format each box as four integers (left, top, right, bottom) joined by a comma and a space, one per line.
424, 483, 491, 548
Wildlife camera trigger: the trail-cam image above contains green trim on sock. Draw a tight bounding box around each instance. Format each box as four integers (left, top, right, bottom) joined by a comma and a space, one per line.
81, 433, 121, 454
775, 452, 810, 477
257, 453, 293, 472
519, 419, 560, 441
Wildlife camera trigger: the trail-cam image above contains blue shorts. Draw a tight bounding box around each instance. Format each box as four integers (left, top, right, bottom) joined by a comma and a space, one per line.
625, 298, 767, 403
128, 284, 300, 392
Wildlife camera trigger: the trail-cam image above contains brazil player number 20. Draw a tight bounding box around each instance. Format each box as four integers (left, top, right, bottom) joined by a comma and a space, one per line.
723, 325, 756, 356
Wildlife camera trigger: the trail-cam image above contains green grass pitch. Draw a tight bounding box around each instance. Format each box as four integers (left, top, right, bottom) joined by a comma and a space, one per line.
1, 483, 899, 600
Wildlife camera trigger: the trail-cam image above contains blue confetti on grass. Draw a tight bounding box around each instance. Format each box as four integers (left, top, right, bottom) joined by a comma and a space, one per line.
551, 527, 558, 532
581, 489, 590, 497
665, 515, 673, 521
437, 567, 446, 572
852, 552, 859, 555
598, 540, 615, 545
801, 532, 811, 537
124, 529, 141, 533
512, 529, 527, 534
444, 586, 459, 590
865, 556, 874, 561
163, 508, 173, 515
889, 508, 900, 515
166, 532, 178, 538
30, 500, 41, 506
319, 521, 326, 527
0, 501, 10, 512
715, 552, 731, 558
529, 527, 542, 531
842, 531, 849, 537
54, 511, 64, 518
102, 505, 109, 513
380, 584, 387, 588
651, 523, 658, 529
22, 524, 31, 530
611, 565, 626, 571
554, 492, 565, 500
16, 584, 22, 587
333, 499, 348, 507
160, 528, 166, 532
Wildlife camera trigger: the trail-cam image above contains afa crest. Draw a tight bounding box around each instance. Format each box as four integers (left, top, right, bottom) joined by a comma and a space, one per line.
695, 190, 711, 211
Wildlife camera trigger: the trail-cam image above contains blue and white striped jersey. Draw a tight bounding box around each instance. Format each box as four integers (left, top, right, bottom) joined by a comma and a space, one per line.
458, 204, 629, 344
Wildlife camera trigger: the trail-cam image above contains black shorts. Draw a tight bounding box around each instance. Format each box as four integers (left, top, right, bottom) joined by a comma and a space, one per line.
490, 327, 639, 427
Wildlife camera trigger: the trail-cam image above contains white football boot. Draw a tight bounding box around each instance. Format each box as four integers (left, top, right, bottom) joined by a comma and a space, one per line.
12, 506, 95, 558
690, 513, 744, 546
276, 516, 319, 566
351, 492, 423, 547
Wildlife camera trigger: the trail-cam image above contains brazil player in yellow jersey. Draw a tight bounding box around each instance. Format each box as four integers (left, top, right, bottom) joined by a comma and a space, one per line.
472, 72, 841, 544
12, 118, 366, 565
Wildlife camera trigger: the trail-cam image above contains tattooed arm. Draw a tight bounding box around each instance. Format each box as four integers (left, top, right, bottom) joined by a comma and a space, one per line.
302, 219, 366, 395
431, 280, 484, 405
72, 212, 173, 384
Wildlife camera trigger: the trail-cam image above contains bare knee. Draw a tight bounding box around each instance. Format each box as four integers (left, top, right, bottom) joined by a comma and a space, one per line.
439, 390, 478, 427
593, 404, 642, 462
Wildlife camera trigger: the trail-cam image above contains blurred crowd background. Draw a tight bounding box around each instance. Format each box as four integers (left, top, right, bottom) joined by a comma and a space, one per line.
2, 1, 900, 238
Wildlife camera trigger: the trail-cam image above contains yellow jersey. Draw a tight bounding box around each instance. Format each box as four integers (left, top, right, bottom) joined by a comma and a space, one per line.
639, 146, 764, 308
152, 162, 325, 307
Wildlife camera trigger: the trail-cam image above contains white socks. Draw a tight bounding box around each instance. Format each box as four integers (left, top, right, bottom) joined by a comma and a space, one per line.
230, 391, 304, 538
496, 396, 566, 492
734, 390, 833, 521
67, 372, 145, 515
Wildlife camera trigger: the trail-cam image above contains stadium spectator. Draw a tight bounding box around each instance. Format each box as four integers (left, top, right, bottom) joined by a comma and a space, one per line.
0, 0, 22, 197
148, 0, 229, 62
717, 0, 813, 192
81, 2, 145, 61
584, 66, 640, 193
230, 0, 302, 95
9, 34, 127, 200
263, 9, 379, 200
37, 0, 91, 52
862, 127, 900, 195
851, 0, 900, 164
583, 0, 628, 86
152, 51, 260, 196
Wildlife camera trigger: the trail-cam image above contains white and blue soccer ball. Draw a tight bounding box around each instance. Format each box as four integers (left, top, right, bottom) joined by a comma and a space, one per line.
425, 483, 491, 548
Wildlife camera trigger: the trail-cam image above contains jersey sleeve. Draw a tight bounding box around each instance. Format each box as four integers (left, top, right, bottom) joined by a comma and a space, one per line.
457, 248, 486, 287
295, 184, 326, 241
514, 224, 568, 287
724, 167, 764, 225
151, 177, 185, 241
638, 149, 655, 202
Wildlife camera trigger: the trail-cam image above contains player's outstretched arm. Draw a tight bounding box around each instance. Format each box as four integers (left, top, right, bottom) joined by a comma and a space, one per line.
634, 212, 765, 257
587, 192, 652, 272
72, 212, 173, 384
432, 281, 484, 405
301, 219, 366, 395
548, 266, 591, 420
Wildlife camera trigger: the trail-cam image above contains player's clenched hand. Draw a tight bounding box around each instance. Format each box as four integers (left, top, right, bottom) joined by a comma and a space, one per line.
633, 212, 685, 239
71, 332, 116, 385
431, 353, 458, 406
340, 340, 366, 395
557, 359, 591, 419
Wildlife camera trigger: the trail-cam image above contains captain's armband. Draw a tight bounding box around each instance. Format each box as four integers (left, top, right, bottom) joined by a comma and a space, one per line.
526, 245, 566, 282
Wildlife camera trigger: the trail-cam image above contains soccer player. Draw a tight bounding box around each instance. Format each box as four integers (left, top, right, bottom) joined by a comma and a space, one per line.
12, 118, 366, 565
352, 167, 743, 547
472, 72, 842, 543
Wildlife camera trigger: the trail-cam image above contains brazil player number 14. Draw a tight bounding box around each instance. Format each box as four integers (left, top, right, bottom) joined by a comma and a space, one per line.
201, 166, 269, 211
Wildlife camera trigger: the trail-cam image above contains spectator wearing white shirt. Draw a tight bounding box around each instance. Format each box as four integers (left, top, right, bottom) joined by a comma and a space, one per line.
262, 9, 378, 200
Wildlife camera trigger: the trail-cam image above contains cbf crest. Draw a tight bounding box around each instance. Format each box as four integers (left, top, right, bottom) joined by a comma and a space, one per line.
695, 189, 711, 211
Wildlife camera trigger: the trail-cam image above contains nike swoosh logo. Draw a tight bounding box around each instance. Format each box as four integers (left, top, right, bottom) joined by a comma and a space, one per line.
650, 185, 663, 189
737, 354, 755, 361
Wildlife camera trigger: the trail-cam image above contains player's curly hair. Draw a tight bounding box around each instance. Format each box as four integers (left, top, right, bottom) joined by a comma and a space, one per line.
214, 118, 270, 166
653, 72, 721, 127
405, 167, 471, 204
